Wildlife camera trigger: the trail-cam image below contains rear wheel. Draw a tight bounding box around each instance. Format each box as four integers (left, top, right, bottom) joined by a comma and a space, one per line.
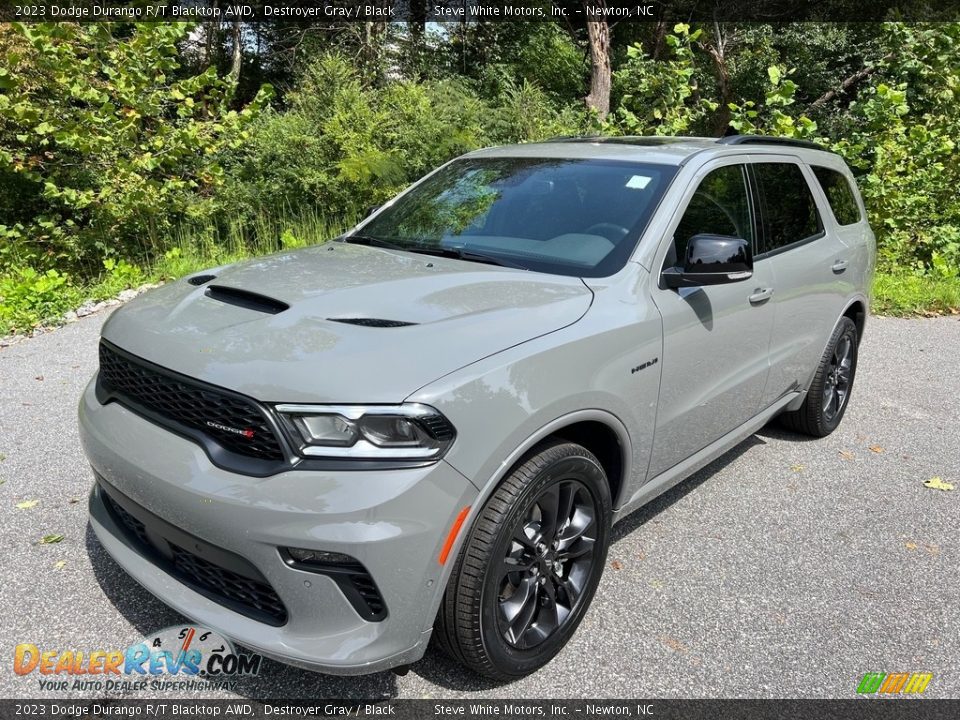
779, 317, 859, 437
435, 440, 611, 680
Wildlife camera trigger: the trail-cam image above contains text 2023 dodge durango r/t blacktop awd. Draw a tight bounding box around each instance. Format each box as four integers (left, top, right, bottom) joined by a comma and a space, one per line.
81, 136, 874, 679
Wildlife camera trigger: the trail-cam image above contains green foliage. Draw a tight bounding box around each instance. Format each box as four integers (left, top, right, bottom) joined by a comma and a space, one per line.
0, 267, 80, 334
0, 22, 271, 274
3, 20, 960, 332
613, 24, 717, 135
829, 24, 960, 276
219, 53, 585, 225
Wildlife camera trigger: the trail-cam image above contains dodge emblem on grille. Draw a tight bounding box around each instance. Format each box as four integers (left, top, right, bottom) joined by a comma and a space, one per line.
206, 420, 255, 439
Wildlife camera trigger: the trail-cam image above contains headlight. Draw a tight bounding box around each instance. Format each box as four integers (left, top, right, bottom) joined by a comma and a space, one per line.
274, 403, 456, 461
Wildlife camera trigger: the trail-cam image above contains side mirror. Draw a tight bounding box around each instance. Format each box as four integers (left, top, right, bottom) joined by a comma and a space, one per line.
365, 204, 381, 218
662, 234, 753, 288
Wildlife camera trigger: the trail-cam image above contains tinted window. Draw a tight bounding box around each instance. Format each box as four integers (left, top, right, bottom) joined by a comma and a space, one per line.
360, 158, 675, 277
669, 164, 753, 266
812, 166, 861, 225
754, 163, 823, 255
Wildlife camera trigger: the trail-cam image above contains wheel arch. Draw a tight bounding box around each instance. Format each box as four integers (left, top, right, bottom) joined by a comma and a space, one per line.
843, 297, 867, 343
454, 410, 633, 556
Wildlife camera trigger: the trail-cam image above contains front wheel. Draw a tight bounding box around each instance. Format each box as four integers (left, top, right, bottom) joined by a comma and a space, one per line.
434, 440, 612, 680
779, 316, 859, 437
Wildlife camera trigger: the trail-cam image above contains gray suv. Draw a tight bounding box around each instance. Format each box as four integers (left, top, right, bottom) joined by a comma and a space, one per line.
81, 136, 875, 679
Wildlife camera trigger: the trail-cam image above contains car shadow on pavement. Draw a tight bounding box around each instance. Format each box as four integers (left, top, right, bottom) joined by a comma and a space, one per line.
85, 523, 401, 700
412, 433, 772, 693
754, 422, 824, 444
610, 433, 766, 543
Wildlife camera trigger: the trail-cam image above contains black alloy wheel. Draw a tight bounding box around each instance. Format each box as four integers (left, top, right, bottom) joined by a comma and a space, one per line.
435, 440, 612, 680
780, 316, 859, 437
496, 479, 598, 650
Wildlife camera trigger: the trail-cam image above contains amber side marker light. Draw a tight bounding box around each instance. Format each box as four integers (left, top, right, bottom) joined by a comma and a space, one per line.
439, 506, 471, 565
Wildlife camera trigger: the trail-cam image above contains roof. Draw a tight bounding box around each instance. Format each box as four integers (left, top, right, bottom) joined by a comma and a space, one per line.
466, 135, 834, 166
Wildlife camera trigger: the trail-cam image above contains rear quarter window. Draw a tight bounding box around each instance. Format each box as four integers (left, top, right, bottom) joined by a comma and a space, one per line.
811, 166, 862, 226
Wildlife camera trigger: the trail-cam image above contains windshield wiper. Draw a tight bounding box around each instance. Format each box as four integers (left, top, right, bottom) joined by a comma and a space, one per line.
343, 234, 526, 270
341, 234, 409, 253
435, 246, 528, 271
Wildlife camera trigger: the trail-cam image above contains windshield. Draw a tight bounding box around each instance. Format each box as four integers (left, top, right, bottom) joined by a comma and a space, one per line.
354, 157, 676, 277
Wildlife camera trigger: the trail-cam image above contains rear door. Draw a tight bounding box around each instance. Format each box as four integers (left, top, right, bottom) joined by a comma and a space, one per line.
648, 160, 775, 478
749, 156, 855, 408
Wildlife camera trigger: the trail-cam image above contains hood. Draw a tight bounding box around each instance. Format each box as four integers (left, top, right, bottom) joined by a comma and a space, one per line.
101, 243, 593, 403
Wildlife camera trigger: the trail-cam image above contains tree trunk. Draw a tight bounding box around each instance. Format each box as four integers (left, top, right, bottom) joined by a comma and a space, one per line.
584, 11, 611, 119
705, 22, 732, 136
228, 21, 242, 83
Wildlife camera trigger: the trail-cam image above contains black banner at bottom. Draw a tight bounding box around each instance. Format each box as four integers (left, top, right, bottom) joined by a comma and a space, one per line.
1, 700, 959, 720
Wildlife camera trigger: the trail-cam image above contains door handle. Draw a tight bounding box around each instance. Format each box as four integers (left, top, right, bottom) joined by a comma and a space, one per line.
748, 287, 774, 304
832, 259, 849, 273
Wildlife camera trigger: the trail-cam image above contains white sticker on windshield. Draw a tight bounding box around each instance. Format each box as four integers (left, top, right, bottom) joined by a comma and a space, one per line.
626, 175, 652, 189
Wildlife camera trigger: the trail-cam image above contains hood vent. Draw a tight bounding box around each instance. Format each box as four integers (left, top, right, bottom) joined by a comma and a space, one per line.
328, 317, 417, 328
188, 274, 217, 286
204, 286, 289, 315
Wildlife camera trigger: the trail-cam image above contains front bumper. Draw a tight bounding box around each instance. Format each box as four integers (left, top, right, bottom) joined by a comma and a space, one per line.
80, 378, 477, 675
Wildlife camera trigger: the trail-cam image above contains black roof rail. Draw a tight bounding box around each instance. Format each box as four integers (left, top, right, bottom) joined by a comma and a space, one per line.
717, 135, 831, 152
542, 135, 603, 142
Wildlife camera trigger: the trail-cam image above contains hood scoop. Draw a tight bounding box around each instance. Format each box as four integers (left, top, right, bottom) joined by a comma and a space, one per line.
188, 274, 217, 286
204, 285, 289, 315
328, 317, 417, 328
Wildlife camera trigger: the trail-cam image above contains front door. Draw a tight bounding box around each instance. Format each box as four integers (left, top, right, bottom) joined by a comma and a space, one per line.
648, 161, 775, 478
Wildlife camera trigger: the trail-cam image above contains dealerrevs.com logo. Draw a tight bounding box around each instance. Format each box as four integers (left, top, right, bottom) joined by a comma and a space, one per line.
856, 672, 933, 695
14, 625, 261, 692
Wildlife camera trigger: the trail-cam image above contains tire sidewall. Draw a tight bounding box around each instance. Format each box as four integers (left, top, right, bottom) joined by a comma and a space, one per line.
477, 449, 612, 677
818, 319, 859, 434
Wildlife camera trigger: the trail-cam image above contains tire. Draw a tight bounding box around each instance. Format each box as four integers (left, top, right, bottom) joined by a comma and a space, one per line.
434, 440, 612, 680
779, 317, 859, 437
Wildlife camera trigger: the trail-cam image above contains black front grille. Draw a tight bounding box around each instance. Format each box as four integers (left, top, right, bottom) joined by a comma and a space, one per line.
98, 342, 285, 463
100, 484, 288, 626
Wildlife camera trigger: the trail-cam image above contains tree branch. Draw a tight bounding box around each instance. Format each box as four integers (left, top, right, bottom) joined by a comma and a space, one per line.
809, 53, 895, 110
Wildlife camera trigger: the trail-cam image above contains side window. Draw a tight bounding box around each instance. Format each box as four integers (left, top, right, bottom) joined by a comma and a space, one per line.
669, 164, 753, 266
753, 162, 823, 255
811, 166, 862, 226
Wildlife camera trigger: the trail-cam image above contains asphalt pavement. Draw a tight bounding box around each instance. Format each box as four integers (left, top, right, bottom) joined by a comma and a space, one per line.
1, 309, 957, 699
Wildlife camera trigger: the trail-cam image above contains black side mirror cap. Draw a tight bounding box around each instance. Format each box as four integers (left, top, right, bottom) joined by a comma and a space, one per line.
662, 234, 753, 288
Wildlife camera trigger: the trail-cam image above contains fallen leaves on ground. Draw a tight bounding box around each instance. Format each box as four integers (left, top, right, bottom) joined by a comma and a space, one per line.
54, 561, 66, 569
38, 534, 64, 544
610, 559, 623, 570
16, 499, 38, 509
923, 477, 955, 492
660, 636, 688, 653
839, 450, 855, 460
791, 463, 805, 472
905, 540, 918, 551
869, 445, 885, 453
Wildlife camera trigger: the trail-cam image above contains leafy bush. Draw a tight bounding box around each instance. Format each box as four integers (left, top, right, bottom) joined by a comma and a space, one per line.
0, 23, 271, 274
0, 268, 81, 334
217, 53, 585, 229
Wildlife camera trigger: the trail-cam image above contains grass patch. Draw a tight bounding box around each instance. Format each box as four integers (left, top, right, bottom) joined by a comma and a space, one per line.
873, 271, 960, 316
0, 211, 350, 336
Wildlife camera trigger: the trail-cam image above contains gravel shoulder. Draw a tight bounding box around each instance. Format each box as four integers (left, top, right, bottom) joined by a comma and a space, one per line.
1, 311, 957, 699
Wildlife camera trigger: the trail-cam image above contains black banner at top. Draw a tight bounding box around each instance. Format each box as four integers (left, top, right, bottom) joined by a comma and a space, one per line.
2, 0, 960, 23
